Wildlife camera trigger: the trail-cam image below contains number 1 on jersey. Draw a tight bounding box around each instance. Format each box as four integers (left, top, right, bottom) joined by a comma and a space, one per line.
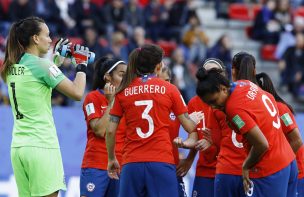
10, 82, 24, 120
135, 100, 154, 138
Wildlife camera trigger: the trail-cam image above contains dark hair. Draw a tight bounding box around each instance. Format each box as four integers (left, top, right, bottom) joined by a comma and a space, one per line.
2, 17, 45, 81
92, 56, 125, 90
256, 72, 294, 114
117, 44, 164, 92
232, 52, 257, 84
202, 58, 225, 71
196, 67, 230, 103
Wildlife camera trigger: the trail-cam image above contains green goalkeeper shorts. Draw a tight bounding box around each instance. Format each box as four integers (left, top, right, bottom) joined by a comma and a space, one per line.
11, 147, 66, 196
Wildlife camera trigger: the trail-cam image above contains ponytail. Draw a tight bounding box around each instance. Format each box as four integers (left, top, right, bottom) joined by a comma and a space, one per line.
256, 72, 294, 114
117, 44, 164, 93
1, 23, 24, 81
1, 17, 44, 82
232, 52, 257, 84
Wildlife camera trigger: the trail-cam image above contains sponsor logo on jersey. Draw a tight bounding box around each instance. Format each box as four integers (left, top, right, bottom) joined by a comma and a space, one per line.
232, 115, 245, 130
281, 113, 293, 126
86, 182, 95, 192
85, 103, 95, 116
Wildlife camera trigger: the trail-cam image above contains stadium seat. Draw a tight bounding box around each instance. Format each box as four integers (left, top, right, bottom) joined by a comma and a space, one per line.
90, 0, 105, 7
157, 40, 177, 57
229, 3, 251, 21
138, 0, 149, 7
252, 4, 262, 19
294, 6, 304, 17
260, 44, 277, 61
245, 26, 253, 38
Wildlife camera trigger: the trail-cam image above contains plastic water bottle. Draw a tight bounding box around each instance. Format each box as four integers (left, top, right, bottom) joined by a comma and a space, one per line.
58, 44, 95, 64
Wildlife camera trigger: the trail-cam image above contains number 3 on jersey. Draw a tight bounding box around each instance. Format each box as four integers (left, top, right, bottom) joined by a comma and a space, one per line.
135, 100, 154, 138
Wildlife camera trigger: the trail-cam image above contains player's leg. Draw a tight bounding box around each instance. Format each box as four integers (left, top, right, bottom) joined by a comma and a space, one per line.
23, 147, 66, 196
297, 178, 304, 197
80, 168, 111, 197
119, 163, 145, 197
214, 174, 246, 197
105, 177, 120, 197
192, 176, 214, 197
11, 147, 31, 197
145, 162, 178, 197
250, 162, 291, 197
287, 160, 298, 197
177, 176, 187, 197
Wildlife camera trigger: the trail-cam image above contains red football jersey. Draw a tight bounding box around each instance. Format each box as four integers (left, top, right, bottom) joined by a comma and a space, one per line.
213, 109, 247, 175
168, 112, 181, 165
188, 96, 221, 178
277, 101, 304, 179
81, 90, 125, 169
225, 80, 295, 178
110, 76, 188, 165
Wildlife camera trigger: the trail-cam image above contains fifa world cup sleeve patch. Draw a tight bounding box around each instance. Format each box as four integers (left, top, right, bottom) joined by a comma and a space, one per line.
49, 65, 62, 78
232, 115, 245, 130
85, 103, 95, 116
281, 113, 293, 126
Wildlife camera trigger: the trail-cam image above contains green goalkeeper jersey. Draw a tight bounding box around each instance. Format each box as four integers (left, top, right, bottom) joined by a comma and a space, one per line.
6, 53, 65, 148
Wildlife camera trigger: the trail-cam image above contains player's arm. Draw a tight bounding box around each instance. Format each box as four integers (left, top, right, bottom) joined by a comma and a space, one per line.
56, 45, 89, 100
89, 106, 112, 138
242, 125, 269, 193
286, 128, 303, 153
178, 111, 204, 133
89, 83, 116, 137
177, 148, 197, 177
56, 74, 86, 101
242, 126, 269, 169
106, 114, 121, 179
106, 115, 121, 160
174, 132, 198, 149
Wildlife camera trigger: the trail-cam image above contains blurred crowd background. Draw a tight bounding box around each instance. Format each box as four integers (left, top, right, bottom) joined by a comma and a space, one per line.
1, 0, 304, 111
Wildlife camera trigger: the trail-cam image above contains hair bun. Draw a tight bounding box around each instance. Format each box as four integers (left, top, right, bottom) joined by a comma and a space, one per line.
196, 67, 209, 81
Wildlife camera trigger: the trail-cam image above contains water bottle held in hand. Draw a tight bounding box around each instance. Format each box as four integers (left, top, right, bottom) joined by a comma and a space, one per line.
58, 44, 95, 64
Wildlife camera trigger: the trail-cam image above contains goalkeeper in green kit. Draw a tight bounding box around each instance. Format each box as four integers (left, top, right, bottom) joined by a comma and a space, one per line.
0, 17, 89, 197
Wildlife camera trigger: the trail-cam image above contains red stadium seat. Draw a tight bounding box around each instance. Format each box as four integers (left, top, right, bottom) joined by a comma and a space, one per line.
252, 4, 262, 19
229, 3, 251, 21
260, 44, 277, 61
90, 0, 105, 7
157, 40, 177, 57
294, 6, 304, 17
245, 26, 253, 38
138, 0, 149, 7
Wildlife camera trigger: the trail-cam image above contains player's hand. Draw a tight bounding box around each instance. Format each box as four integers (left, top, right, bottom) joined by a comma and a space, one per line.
71, 44, 89, 67
242, 167, 253, 195
201, 128, 212, 144
173, 137, 184, 148
53, 38, 71, 67
104, 83, 116, 102
189, 111, 204, 125
108, 158, 120, 180
176, 159, 192, 177
195, 139, 211, 151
